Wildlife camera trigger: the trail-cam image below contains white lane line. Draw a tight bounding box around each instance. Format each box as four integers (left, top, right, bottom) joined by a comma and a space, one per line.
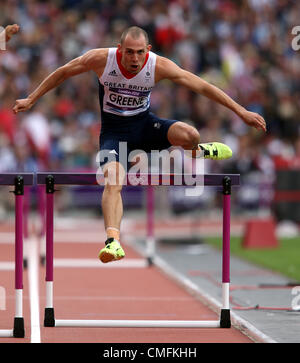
0, 262, 14, 270
0, 233, 15, 244
27, 237, 41, 343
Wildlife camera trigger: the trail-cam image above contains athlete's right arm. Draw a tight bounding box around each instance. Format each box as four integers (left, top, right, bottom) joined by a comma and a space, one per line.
13, 48, 107, 114
1, 24, 20, 42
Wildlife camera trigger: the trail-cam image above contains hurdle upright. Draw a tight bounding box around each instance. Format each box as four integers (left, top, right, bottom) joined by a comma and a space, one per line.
0, 173, 34, 338
37, 171, 239, 329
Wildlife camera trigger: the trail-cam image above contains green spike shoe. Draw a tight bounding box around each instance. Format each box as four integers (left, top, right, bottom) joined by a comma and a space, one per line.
199, 142, 232, 160
98, 238, 125, 263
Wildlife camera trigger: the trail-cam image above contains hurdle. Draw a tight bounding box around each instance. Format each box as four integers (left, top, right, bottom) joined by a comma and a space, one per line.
0, 173, 34, 338
37, 172, 239, 329
146, 184, 155, 264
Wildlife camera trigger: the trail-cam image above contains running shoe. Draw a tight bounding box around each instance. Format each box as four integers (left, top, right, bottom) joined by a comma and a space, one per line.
98, 238, 125, 263
199, 142, 232, 160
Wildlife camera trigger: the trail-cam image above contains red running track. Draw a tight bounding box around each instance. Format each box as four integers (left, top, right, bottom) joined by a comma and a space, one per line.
0, 220, 252, 343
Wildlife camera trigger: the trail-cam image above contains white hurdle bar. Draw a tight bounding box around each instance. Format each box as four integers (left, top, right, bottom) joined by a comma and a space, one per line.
54, 319, 220, 328
37, 172, 239, 329
0, 329, 14, 338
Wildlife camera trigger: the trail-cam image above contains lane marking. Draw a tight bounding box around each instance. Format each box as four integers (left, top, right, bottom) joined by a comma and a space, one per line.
0, 262, 14, 270
27, 237, 41, 343
0, 233, 15, 243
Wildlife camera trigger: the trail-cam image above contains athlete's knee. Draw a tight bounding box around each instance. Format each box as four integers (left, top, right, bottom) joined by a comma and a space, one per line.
168, 122, 200, 148
184, 126, 200, 146
104, 182, 123, 194
103, 161, 125, 191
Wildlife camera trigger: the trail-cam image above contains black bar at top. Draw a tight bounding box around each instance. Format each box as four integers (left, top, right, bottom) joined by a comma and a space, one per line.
36, 172, 240, 187
0, 173, 34, 186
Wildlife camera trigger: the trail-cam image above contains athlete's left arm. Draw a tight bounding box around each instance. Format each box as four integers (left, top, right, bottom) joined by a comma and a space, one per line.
155, 56, 266, 132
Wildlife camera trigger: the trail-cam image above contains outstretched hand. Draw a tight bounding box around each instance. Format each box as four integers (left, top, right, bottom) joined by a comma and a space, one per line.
5, 24, 20, 42
13, 98, 34, 114
239, 110, 267, 132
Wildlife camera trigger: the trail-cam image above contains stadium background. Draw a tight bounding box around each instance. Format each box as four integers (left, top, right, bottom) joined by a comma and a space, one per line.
0, 0, 299, 224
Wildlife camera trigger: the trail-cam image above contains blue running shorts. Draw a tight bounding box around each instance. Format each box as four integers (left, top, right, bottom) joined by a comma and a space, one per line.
99, 111, 179, 170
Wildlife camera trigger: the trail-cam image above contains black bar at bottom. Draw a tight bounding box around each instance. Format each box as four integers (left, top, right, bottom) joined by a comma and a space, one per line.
13, 317, 25, 338
44, 308, 55, 327
220, 309, 231, 328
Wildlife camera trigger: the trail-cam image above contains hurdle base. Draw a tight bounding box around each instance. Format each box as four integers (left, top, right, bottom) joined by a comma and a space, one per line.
220, 309, 231, 328
44, 308, 55, 327
13, 317, 25, 338
147, 257, 154, 266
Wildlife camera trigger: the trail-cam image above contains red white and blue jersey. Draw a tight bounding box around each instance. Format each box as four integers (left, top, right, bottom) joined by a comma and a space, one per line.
98, 48, 156, 119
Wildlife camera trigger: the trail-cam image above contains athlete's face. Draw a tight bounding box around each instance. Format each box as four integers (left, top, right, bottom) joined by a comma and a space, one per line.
118, 35, 152, 74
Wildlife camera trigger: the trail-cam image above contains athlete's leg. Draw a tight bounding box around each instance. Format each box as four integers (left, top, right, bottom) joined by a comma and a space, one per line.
98, 161, 126, 263
102, 161, 125, 234
167, 121, 232, 160
98, 133, 127, 239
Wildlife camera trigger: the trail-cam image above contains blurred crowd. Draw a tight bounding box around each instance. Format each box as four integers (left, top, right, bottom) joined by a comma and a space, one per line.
0, 0, 300, 212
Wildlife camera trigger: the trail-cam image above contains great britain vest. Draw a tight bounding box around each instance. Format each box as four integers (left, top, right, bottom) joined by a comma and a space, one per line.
99, 48, 156, 118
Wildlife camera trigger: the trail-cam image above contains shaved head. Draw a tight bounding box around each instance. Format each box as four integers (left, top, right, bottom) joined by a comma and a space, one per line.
118, 26, 151, 74
120, 26, 149, 45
